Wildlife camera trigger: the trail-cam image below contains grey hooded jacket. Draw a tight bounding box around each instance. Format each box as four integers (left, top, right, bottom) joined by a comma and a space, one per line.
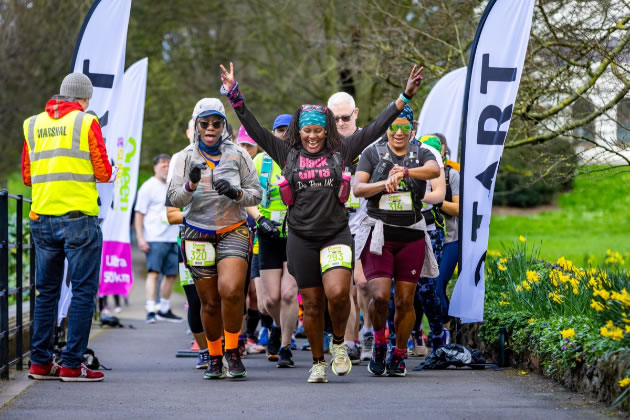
167, 138, 262, 233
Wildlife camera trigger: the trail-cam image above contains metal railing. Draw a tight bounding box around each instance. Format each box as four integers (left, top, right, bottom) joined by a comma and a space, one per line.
0, 190, 35, 379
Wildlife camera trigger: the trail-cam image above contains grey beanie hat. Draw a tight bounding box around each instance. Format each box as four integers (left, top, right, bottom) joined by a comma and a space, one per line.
60, 73, 93, 99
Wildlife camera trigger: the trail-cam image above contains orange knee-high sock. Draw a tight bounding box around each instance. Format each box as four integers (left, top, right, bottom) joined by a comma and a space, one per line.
224, 331, 240, 350
207, 338, 223, 357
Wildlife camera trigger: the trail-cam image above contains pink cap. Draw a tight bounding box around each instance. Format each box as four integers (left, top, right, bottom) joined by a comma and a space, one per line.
237, 125, 256, 146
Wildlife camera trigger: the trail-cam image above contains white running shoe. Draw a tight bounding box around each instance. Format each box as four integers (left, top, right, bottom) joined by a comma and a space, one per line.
330, 343, 352, 376
360, 333, 374, 362
307, 362, 328, 383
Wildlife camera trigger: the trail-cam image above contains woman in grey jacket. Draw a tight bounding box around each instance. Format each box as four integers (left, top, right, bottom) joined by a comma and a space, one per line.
168, 98, 262, 380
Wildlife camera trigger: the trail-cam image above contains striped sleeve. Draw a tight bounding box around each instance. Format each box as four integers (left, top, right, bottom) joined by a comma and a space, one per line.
88, 119, 112, 182
21, 140, 31, 186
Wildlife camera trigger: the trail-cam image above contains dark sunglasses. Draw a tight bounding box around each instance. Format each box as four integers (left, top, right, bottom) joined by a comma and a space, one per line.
301, 104, 327, 114
388, 124, 412, 133
334, 112, 354, 123
198, 120, 224, 130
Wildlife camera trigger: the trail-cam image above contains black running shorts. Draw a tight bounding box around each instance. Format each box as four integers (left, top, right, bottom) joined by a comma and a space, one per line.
287, 227, 354, 289
258, 235, 288, 270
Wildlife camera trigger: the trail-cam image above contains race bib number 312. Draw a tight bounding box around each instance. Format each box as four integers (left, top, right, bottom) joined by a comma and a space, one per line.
185, 241, 216, 267
320, 244, 352, 272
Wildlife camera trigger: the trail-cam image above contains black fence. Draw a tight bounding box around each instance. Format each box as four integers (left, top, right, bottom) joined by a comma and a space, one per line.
0, 190, 35, 379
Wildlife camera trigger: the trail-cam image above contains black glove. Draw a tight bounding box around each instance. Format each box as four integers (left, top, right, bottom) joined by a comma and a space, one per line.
257, 216, 280, 239
213, 179, 241, 200
189, 163, 205, 184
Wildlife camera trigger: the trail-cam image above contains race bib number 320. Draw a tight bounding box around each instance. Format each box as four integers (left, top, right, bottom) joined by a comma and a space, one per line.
320, 244, 352, 272
185, 241, 216, 267
379, 192, 412, 211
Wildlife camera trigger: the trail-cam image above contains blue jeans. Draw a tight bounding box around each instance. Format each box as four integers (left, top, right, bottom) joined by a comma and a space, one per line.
434, 240, 458, 324
30, 214, 102, 368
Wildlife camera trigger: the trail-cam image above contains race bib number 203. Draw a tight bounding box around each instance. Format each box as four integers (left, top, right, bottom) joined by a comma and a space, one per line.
320, 244, 352, 272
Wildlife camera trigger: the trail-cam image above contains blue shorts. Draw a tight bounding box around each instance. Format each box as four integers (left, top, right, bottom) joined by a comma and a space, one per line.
146, 242, 179, 275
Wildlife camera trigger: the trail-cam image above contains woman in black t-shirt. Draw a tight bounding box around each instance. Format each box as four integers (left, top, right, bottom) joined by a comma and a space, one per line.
219, 62, 423, 384
353, 105, 440, 377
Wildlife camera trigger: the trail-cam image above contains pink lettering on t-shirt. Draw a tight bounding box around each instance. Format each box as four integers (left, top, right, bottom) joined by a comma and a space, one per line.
296, 156, 333, 185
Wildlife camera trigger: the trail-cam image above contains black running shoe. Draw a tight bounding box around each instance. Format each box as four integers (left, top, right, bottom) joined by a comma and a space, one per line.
267, 326, 281, 361
386, 352, 407, 377
155, 309, 183, 323
224, 349, 247, 378
277, 346, 295, 368
367, 344, 387, 376
204, 355, 225, 379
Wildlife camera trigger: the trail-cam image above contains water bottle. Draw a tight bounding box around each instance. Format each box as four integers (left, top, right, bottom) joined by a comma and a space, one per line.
338, 171, 351, 204
276, 175, 294, 206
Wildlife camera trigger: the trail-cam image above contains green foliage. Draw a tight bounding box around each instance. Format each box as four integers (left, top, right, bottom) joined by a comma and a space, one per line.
483, 240, 630, 407
489, 169, 630, 265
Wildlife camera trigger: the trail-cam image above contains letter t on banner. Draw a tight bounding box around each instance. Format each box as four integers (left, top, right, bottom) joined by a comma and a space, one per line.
448, 0, 536, 323
71, 0, 131, 222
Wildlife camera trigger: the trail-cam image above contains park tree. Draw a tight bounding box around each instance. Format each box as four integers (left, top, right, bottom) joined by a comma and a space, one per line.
1, 0, 628, 204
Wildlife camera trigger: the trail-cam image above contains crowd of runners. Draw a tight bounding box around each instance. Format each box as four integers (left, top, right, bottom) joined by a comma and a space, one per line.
134, 62, 462, 384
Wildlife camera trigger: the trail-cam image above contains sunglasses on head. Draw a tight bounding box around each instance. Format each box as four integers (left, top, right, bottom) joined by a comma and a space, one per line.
334, 112, 354, 123
198, 120, 224, 130
301, 104, 327, 114
388, 124, 412, 133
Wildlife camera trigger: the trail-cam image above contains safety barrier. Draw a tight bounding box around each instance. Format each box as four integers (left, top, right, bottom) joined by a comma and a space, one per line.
0, 190, 35, 379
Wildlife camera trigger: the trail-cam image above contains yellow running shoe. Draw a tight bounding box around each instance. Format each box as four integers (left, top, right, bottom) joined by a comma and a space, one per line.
307, 362, 328, 383
330, 343, 352, 376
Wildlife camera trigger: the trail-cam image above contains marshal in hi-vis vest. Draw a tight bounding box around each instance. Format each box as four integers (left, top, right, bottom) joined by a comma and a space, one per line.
23, 110, 100, 216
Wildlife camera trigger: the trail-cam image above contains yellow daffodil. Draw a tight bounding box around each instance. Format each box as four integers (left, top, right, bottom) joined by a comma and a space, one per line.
561, 328, 575, 339
590, 300, 604, 311
528, 318, 535, 324
601, 322, 624, 341
499, 301, 510, 306
526, 270, 540, 283
498, 264, 507, 272
519, 235, 526, 242
487, 249, 501, 258
522, 280, 531, 291
515, 285, 523, 292
619, 378, 630, 388
611, 289, 630, 307
499, 258, 507, 264
593, 289, 610, 300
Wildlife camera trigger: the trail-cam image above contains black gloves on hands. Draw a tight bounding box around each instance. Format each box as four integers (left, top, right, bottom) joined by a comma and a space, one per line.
189, 163, 205, 184
257, 216, 281, 239
213, 179, 241, 200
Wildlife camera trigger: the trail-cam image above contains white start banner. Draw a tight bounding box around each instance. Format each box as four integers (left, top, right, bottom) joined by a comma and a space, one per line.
416, 66, 467, 162
70, 0, 131, 222
449, 0, 536, 323
99, 58, 147, 297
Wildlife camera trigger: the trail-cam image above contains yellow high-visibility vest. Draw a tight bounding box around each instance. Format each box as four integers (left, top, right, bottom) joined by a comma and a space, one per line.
23, 110, 100, 216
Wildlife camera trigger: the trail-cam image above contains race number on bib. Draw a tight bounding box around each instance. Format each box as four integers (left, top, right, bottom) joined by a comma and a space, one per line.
179, 262, 194, 285
379, 192, 412, 211
270, 210, 287, 225
185, 241, 216, 267
347, 190, 361, 209
320, 244, 352, 272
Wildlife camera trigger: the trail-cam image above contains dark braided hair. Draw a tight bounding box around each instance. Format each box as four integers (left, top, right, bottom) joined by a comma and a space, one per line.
283, 106, 345, 153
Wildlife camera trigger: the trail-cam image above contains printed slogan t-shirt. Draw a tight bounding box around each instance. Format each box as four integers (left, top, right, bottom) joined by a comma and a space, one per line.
235, 102, 401, 240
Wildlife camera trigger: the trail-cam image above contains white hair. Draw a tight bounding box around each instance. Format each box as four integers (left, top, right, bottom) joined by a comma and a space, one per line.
327, 91, 355, 109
